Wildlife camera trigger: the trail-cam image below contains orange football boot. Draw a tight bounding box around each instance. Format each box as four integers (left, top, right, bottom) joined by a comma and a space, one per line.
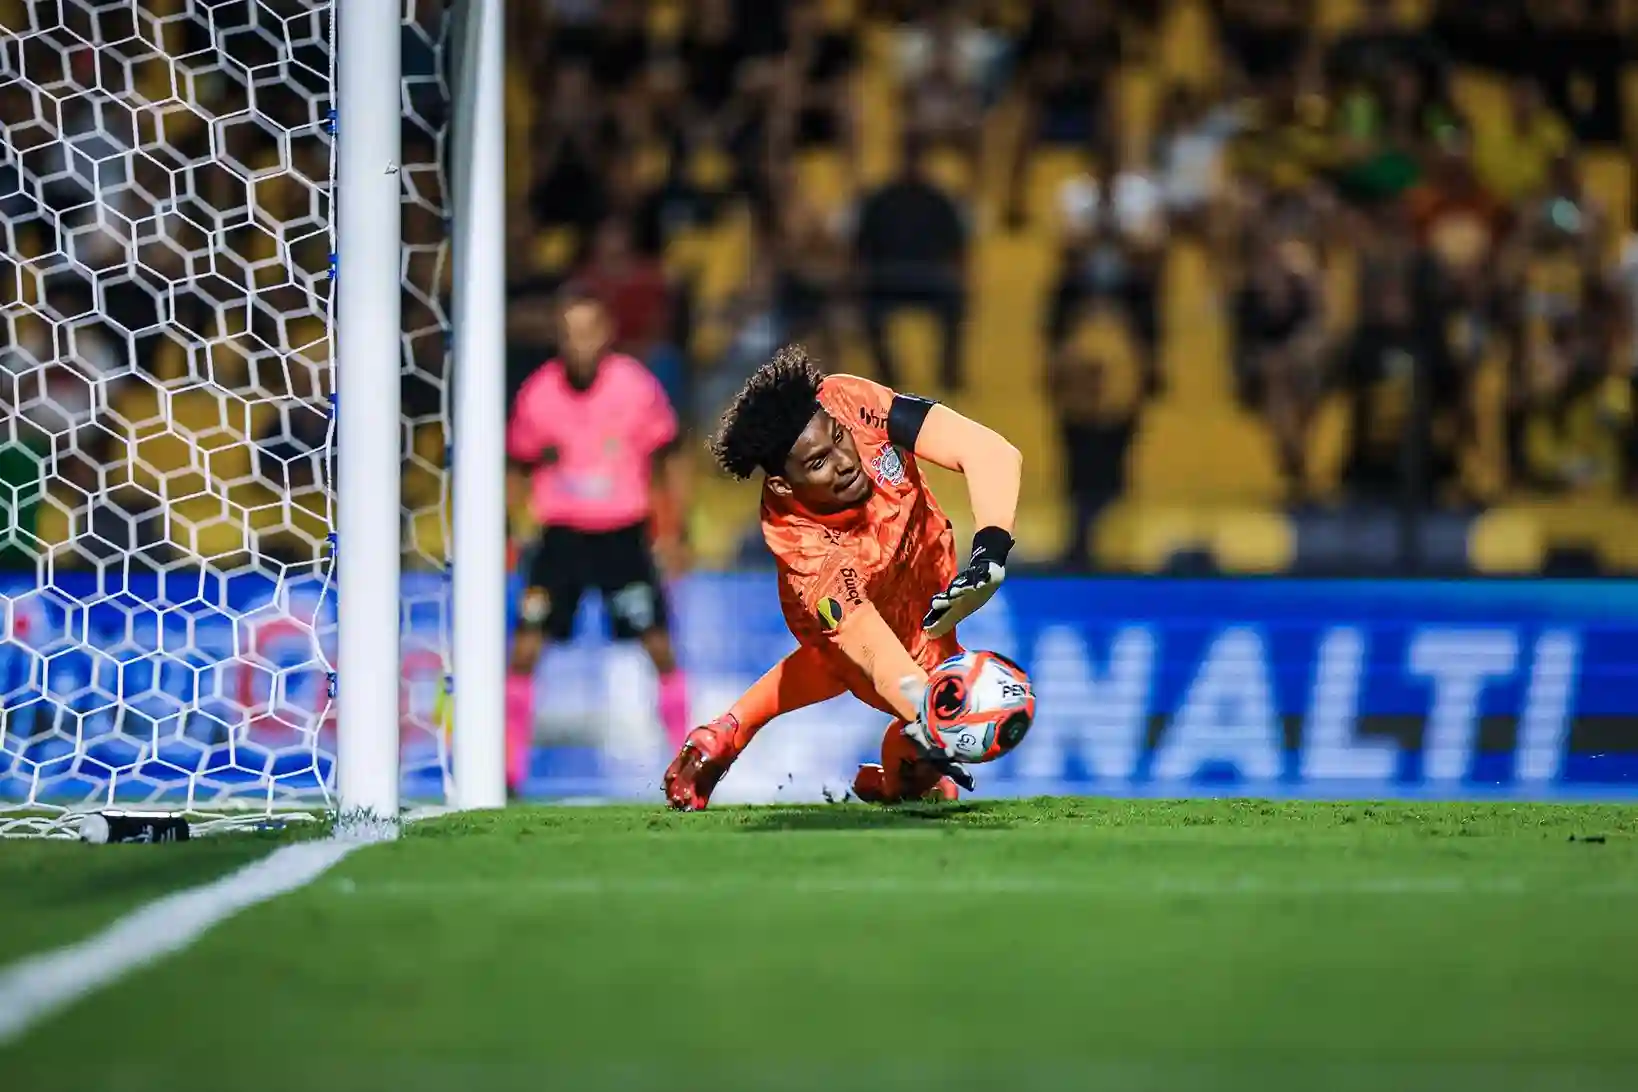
663, 716, 740, 812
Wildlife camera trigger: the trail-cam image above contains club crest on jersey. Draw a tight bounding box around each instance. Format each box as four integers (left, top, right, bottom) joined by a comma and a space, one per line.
868, 445, 905, 487
816, 597, 844, 630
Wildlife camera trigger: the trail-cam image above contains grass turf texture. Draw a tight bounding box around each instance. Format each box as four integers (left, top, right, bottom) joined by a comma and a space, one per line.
3, 799, 1637, 1092
0, 825, 313, 966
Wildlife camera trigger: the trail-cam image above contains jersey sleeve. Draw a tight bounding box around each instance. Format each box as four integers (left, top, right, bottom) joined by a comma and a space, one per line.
790, 547, 924, 722
628, 363, 679, 456
818, 374, 935, 452
506, 374, 549, 464
795, 547, 870, 635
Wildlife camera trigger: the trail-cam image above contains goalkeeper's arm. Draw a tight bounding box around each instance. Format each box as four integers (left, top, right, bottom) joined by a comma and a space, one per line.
828, 603, 973, 787
911, 404, 1023, 537
898, 402, 1023, 635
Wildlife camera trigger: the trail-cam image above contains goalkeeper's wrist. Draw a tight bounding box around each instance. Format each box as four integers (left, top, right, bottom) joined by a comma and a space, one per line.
971, 526, 1013, 566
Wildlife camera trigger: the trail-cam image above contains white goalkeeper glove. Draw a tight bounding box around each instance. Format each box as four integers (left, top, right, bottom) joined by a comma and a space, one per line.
896, 676, 976, 793
921, 527, 1012, 638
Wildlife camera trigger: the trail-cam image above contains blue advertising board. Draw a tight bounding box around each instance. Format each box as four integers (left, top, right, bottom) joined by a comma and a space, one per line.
2, 572, 1636, 805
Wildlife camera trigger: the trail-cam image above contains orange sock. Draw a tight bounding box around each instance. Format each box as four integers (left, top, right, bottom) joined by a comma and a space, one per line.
725, 645, 847, 754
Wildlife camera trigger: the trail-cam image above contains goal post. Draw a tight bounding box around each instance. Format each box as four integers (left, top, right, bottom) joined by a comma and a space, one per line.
448, 0, 507, 812
0, 0, 507, 837
335, 0, 404, 826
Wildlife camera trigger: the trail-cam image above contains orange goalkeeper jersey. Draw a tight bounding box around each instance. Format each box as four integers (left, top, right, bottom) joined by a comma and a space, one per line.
761, 375, 959, 705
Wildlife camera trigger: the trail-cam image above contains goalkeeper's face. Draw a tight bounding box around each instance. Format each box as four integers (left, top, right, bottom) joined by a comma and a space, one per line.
773, 409, 871, 512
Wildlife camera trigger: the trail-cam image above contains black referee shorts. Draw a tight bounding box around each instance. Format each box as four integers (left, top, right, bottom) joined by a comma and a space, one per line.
517, 523, 670, 642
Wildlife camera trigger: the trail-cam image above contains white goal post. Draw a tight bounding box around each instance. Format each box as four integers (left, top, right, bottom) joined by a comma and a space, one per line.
0, 0, 506, 836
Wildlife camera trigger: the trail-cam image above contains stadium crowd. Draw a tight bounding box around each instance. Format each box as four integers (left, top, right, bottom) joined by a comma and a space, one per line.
2, 0, 1634, 578
505, 0, 1638, 575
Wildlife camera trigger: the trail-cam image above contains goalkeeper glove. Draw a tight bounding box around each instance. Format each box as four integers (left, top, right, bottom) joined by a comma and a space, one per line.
921, 526, 1012, 638
897, 677, 976, 793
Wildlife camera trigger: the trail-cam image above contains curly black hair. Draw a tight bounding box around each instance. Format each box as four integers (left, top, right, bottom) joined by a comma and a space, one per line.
708, 344, 825, 479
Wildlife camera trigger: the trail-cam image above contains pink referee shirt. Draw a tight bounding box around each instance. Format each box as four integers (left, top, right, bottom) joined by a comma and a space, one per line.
507, 353, 678, 533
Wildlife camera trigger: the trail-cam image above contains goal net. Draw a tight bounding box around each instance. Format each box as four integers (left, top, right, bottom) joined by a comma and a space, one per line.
0, 0, 455, 836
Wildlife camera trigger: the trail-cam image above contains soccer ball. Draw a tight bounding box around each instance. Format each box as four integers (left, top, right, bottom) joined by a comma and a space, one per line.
919, 650, 1035, 764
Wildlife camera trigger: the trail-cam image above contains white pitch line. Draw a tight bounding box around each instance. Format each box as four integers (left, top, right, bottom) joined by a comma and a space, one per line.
0, 838, 364, 1045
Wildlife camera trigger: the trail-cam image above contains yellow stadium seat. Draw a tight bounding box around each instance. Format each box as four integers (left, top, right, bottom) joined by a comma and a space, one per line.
1305, 391, 1352, 500
796, 149, 854, 218
1126, 506, 1208, 572
1128, 404, 1284, 504
1028, 149, 1095, 238
1468, 508, 1546, 574
1156, 0, 1221, 89
923, 146, 975, 201
1581, 150, 1632, 243
530, 227, 579, 278
1212, 508, 1296, 573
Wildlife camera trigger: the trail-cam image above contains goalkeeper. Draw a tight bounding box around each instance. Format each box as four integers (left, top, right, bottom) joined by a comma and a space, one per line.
664, 346, 1021, 811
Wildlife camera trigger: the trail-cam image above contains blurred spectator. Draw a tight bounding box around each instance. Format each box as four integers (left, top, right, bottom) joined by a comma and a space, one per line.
892, 1, 1010, 110
582, 0, 653, 105
1521, 154, 1608, 269
1005, 0, 1124, 228
1233, 231, 1329, 496
603, 149, 681, 259
1213, 0, 1308, 92
1404, 135, 1510, 288
1327, 0, 1448, 112
733, 0, 793, 60
671, 0, 756, 148
1431, 0, 1526, 74
1050, 330, 1134, 571
1530, 0, 1622, 145
772, 0, 861, 173
1152, 85, 1242, 234
852, 135, 970, 391
1229, 52, 1339, 218
485, 0, 1638, 574
1339, 267, 1460, 501
898, 10, 988, 174
574, 218, 683, 407
697, 249, 789, 426
577, 219, 673, 355
769, 171, 847, 366
522, 61, 618, 244
541, 0, 603, 56
1332, 61, 1460, 210
1517, 316, 1626, 494
1614, 235, 1638, 378
1052, 167, 1166, 396
1473, 78, 1571, 206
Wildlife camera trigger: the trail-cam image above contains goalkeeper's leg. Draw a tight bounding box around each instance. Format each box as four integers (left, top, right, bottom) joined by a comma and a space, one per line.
852, 721, 961, 804
852, 630, 966, 804
663, 646, 846, 811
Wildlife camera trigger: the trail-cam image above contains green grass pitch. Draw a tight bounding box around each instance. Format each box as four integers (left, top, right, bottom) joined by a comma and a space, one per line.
3, 799, 1637, 1092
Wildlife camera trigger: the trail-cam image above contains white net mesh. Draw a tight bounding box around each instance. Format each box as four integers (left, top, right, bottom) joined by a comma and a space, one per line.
0, 0, 453, 836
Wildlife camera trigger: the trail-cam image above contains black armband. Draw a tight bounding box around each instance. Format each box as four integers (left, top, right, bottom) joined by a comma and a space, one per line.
887, 394, 936, 451
971, 526, 1013, 566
